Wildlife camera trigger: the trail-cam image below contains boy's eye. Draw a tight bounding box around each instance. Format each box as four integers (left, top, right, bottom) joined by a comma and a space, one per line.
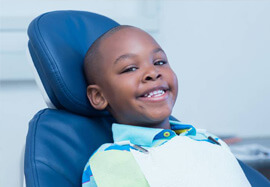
121, 66, 138, 73
154, 60, 167, 66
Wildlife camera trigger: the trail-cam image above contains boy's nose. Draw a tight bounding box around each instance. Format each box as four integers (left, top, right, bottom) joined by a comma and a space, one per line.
142, 67, 161, 82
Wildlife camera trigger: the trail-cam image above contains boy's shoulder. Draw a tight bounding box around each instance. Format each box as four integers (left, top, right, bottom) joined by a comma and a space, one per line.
94, 142, 135, 153
83, 143, 134, 176
82, 142, 148, 186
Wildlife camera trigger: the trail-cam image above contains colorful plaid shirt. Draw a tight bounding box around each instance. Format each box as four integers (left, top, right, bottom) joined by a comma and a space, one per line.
82, 120, 221, 187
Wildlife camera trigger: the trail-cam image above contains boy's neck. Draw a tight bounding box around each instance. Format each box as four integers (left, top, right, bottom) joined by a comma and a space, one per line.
114, 117, 171, 129
135, 118, 171, 129
151, 118, 171, 129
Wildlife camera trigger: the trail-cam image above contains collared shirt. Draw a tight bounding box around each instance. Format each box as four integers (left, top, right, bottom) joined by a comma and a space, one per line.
82, 120, 221, 187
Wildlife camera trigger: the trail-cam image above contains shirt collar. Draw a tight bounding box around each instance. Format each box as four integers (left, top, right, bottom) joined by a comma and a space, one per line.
112, 123, 163, 146
112, 120, 196, 147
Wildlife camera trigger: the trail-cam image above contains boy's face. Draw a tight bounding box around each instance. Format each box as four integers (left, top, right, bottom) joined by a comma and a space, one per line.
88, 27, 178, 128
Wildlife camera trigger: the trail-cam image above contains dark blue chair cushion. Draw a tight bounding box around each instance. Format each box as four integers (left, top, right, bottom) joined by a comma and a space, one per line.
238, 160, 270, 186
28, 10, 119, 116
24, 109, 115, 187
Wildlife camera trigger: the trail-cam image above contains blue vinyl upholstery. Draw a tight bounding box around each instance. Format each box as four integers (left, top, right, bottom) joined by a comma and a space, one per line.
238, 160, 270, 186
25, 109, 114, 186
25, 10, 270, 187
28, 10, 119, 116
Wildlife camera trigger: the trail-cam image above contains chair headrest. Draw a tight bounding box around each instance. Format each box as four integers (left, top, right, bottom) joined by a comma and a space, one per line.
28, 10, 120, 116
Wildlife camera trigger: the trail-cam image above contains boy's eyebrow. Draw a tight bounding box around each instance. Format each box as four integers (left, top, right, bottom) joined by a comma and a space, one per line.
114, 53, 137, 65
152, 47, 165, 54
113, 48, 165, 65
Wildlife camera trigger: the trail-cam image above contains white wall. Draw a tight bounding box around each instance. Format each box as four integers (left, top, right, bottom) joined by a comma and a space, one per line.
0, 1, 270, 186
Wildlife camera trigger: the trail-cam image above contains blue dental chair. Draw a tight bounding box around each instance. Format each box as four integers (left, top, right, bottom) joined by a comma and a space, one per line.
24, 10, 270, 187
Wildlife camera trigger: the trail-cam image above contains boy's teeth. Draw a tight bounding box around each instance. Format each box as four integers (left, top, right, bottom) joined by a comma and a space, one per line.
144, 90, 165, 97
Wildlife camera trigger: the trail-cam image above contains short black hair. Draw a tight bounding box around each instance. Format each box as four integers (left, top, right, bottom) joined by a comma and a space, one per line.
84, 25, 133, 85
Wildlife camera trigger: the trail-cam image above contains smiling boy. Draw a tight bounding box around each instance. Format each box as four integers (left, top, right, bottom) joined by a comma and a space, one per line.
82, 26, 250, 187
84, 25, 177, 129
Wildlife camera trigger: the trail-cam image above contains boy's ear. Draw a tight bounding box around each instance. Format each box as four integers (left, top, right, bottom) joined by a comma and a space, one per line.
86, 85, 108, 110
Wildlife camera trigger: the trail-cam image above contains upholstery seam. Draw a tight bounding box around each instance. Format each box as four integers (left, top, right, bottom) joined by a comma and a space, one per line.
30, 109, 47, 187
32, 14, 65, 109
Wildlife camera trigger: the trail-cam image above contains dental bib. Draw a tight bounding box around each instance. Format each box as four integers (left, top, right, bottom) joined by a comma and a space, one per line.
130, 136, 251, 187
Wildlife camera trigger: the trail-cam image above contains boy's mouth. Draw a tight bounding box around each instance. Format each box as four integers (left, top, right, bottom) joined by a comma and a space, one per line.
139, 87, 168, 99
143, 89, 166, 98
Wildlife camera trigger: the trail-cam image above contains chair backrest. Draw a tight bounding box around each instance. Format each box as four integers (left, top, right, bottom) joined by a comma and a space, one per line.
27, 10, 119, 116
25, 10, 270, 187
25, 10, 119, 187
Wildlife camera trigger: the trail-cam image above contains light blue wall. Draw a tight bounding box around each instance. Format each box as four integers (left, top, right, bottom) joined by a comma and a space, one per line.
158, 1, 270, 136
0, 1, 270, 186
